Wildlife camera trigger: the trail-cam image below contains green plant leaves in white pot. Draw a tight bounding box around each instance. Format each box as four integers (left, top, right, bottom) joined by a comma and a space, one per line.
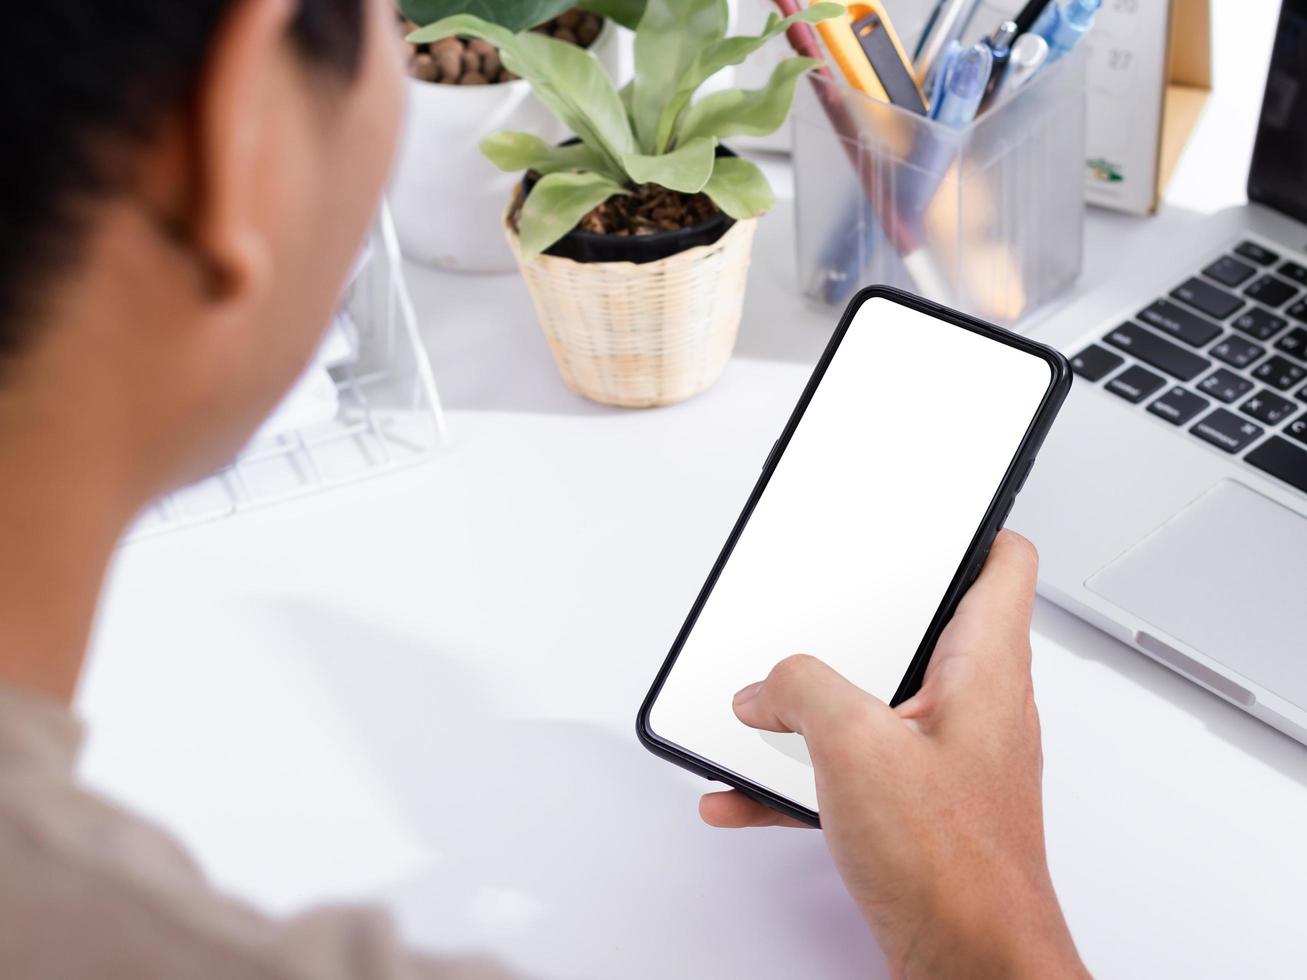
409, 0, 840, 259
407, 0, 840, 408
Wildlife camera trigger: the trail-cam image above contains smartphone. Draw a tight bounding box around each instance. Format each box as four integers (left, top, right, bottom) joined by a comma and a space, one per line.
637, 286, 1071, 827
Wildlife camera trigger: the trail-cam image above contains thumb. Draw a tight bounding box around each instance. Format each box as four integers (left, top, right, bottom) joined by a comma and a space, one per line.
733, 654, 897, 745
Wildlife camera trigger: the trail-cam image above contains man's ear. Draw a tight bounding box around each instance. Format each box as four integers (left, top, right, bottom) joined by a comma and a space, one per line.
191, 0, 297, 301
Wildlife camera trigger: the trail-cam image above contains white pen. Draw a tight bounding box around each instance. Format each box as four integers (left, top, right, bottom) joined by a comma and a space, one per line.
990, 32, 1050, 103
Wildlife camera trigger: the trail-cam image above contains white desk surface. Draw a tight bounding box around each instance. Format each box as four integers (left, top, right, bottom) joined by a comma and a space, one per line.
81, 4, 1307, 977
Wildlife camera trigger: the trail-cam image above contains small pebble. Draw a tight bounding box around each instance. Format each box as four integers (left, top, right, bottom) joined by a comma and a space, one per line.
460, 71, 489, 85
411, 52, 439, 82
553, 27, 578, 45
576, 16, 599, 46
431, 38, 463, 80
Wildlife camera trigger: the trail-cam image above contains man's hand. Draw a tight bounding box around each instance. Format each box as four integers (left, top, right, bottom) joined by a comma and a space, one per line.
700, 531, 1088, 979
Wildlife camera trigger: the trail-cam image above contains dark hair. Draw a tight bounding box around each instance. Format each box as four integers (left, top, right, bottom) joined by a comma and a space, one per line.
0, 1, 365, 362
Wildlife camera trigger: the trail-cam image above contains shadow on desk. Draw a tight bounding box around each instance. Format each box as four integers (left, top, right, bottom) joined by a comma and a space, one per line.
269, 599, 881, 980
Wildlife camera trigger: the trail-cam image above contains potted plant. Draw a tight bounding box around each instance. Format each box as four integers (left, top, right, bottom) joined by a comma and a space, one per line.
409, 0, 838, 407
390, 2, 633, 272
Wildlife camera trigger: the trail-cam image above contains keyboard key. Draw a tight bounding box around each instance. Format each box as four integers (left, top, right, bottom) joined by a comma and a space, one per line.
1288, 416, 1307, 447
1106, 365, 1166, 404
1203, 255, 1257, 288
1171, 278, 1244, 320
1148, 387, 1209, 425
1232, 307, 1289, 340
1190, 409, 1265, 453
1102, 322, 1211, 381
1138, 300, 1223, 347
1275, 326, 1307, 361
1252, 355, 1307, 391
1247, 437, 1307, 494
1288, 298, 1307, 323
1279, 260, 1307, 285
1235, 241, 1279, 266
1244, 275, 1299, 308
1240, 390, 1297, 425
1070, 344, 1124, 382
1244, 439, 1307, 493
1197, 368, 1255, 403
1210, 335, 1266, 369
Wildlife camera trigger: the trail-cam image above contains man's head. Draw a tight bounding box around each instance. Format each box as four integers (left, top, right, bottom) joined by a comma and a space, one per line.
0, 0, 404, 495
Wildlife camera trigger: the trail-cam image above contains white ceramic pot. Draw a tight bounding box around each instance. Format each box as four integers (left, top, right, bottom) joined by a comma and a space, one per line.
389, 20, 627, 272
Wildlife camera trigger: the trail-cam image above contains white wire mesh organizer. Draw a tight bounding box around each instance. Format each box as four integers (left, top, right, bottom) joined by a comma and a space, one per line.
128, 205, 447, 540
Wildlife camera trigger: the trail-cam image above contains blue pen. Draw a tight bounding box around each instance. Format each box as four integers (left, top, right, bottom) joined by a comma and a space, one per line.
1033, 0, 1101, 63
978, 21, 1018, 113
932, 42, 992, 128
922, 39, 962, 108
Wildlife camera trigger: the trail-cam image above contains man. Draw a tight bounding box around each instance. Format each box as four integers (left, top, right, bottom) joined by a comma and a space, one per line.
0, 1, 1088, 976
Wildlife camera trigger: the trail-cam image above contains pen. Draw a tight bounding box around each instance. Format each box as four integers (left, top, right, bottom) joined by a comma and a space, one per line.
913, 0, 982, 90
922, 39, 963, 108
932, 42, 992, 127
771, 0, 913, 298
785, 0, 950, 300
1034, 0, 1102, 63
977, 20, 1017, 114
1011, 0, 1056, 36
989, 33, 1049, 103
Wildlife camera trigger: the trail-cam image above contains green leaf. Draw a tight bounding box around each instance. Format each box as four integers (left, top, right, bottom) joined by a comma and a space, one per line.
399, 0, 573, 33
411, 16, 636, 172
481, 132, 621, 181
702, 156, 773, 220
577, 0, 645, 30
631, 0, 730, 153
620, 136, 716, 193
676, 57, 818, 144
651, 3, 841, 153
517, 172, 629, 259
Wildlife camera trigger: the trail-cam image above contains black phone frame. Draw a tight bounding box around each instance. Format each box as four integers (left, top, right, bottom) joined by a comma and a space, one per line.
636, 285, 1073, 828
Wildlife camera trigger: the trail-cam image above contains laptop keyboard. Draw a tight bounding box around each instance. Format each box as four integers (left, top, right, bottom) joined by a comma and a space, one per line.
1072, 238, 1307, 497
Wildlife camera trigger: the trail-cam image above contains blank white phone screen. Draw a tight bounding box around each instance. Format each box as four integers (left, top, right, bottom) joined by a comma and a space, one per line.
647, 297, 1053, 813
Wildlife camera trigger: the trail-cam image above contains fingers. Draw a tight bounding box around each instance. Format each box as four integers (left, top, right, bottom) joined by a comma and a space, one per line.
732, 654, 896, 743
699, 790, 810, 829
947, 529, 1039, 654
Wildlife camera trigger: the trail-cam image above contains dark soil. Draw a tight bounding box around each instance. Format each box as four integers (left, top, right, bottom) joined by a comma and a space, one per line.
575, 184, 722, 237
398, 8, 602, 85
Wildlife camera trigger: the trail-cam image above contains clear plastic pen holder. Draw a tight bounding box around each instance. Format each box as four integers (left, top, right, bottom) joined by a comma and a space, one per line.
793, 43, 1087, 325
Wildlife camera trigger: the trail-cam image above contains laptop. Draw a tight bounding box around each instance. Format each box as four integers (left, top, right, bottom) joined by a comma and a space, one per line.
1011, 0, 1307, 743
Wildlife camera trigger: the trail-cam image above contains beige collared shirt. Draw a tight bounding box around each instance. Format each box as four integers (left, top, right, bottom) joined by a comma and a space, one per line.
0, 683, 513, 979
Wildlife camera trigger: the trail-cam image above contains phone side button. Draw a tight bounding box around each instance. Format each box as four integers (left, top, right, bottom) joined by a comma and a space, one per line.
762, 440, 780, 471
1014, 458, 1036, 494
995, 496, 1015, 528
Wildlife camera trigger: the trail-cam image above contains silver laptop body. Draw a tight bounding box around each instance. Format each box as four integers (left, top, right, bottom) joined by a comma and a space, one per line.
1012, 1, 1307, 743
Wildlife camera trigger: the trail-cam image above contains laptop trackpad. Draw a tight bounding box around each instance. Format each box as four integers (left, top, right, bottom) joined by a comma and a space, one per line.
1087, 480, 1307, 711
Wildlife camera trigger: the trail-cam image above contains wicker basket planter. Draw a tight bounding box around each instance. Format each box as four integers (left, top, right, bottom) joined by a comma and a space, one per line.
506, 198, 757, 408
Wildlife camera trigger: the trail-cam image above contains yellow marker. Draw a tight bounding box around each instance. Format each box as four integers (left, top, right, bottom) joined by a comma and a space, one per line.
810, 2, 922, 107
